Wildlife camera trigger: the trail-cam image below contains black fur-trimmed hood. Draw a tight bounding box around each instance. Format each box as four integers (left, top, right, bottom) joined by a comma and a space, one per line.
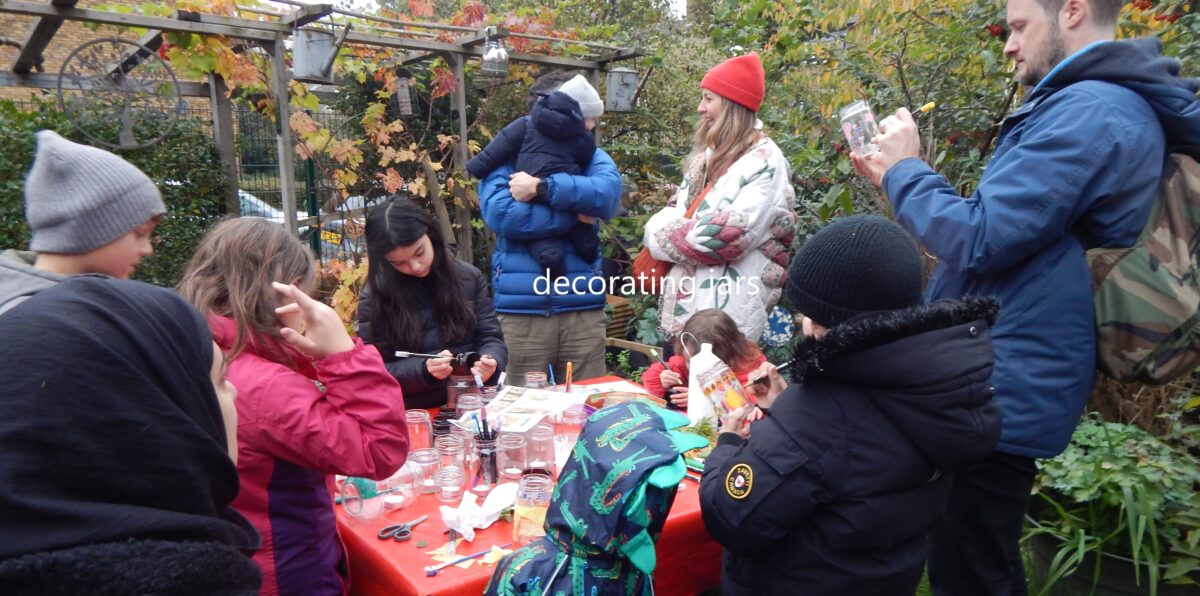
791, 296, 1000, 384
788, 296, 1003, 471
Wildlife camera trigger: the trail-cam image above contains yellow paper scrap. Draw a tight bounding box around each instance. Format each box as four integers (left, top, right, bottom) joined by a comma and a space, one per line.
480, 545, 512, 566
428, 541, 460, 563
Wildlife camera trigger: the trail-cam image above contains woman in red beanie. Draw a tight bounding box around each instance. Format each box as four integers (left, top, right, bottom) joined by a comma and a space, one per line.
642, 52, 797, 344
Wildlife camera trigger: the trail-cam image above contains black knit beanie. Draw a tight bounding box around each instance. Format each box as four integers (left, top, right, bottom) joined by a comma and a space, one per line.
786, 215, 924, 328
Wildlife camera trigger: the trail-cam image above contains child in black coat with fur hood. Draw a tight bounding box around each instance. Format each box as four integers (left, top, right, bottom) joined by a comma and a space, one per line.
699, 215, 1002, 595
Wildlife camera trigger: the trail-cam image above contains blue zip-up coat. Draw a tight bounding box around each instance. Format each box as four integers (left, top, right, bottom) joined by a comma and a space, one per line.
465, 91, 596, 180
883, 38, 1200, 458
479, 147, 622, 315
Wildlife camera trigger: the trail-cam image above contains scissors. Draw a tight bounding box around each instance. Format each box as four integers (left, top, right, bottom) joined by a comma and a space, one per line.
376, 515, 428, 542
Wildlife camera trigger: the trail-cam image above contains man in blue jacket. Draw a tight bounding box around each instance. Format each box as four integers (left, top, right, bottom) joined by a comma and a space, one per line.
852, 0, 1200, 593
478, 72, 622, 380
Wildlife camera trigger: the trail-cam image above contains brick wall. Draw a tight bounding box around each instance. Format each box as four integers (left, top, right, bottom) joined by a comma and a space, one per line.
0, 0, 210, 107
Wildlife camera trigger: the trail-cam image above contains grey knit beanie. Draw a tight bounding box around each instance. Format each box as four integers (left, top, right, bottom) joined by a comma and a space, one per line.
24, 130, 165, 254
557, 75, 604, 118
786, 215, 924, 328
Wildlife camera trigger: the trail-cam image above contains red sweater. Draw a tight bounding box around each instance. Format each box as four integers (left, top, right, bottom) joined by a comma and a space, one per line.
642, 352, 768, 401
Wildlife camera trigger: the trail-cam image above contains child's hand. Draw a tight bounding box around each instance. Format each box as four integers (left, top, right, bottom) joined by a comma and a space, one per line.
669, 387, 688, 409
659, 369, 683, 389
577, 214, 596, 224
508, 172, 540, 202
426, 350, 454, 380
471, 355, 498, 381
746, 362, 787, 408
272, 282, 355, 358
721, 406, 753, 439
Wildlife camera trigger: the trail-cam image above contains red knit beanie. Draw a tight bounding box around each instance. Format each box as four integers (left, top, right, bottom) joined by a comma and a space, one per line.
700, 52, 765, 112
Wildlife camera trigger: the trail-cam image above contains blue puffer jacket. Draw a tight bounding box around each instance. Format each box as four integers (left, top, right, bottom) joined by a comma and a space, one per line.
883, 38, 1200, 458
479, 148, 622, 315
465, 92, 596, 180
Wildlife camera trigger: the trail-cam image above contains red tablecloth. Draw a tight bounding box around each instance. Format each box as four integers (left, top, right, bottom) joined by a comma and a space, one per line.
338, 377, 722, 595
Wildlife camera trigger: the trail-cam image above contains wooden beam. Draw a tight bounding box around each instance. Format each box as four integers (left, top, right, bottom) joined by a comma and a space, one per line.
279, 3, 331, 27
453, 25, 507, 49
12, 0, 78, 74
0, 71, 210, 96
587, 68, 601, 144
268, 36, 299, 237
447, 52, 472, 261
107, 29, 164, 79
594, 48, 642, 66
0, 0, 277, 41
172, 8, 289, 34
208, 74, 240, 216
346, 30, 601, 69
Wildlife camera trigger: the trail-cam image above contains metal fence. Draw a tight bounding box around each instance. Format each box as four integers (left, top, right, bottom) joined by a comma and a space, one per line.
233, 107, 376, 262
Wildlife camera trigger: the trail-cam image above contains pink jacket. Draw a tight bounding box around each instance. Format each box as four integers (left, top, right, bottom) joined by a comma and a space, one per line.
209, 316, 409, 595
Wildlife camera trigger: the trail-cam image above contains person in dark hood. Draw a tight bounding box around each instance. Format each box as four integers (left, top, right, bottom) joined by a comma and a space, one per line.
851, 0, 1200, 591
0, 276, 261, 594
468, 74, 605, 280
699, 215, 1002, 594
484, 401, 708, 595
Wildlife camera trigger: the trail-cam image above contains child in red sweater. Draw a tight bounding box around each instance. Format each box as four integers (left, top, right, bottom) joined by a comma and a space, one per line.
643, 309, 766, 410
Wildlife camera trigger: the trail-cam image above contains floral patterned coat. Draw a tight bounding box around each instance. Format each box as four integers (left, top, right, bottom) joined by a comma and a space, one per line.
643, 134, 796, 341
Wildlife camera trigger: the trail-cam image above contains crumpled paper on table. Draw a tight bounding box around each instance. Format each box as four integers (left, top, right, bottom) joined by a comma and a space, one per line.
437, 482, 518, 542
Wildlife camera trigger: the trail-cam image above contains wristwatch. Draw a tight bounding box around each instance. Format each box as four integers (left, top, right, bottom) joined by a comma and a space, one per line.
535, 178, 549, 201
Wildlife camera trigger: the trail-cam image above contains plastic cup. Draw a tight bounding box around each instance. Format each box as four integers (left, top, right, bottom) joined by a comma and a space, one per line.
839, 100, 880, 156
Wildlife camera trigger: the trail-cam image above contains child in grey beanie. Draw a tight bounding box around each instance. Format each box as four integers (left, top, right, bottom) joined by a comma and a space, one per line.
0, 130, 165, 314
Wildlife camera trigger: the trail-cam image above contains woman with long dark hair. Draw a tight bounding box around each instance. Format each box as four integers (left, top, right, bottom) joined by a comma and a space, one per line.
360, 196, 507, 409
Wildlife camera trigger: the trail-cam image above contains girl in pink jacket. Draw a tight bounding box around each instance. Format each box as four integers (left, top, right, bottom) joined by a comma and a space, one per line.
179, 218, 409, 595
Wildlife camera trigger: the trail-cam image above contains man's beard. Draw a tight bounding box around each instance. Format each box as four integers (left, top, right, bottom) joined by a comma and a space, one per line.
1020, 27, 1068, 88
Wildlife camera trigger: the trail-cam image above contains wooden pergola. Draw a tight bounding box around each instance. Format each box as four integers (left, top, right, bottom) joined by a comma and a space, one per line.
0, 0, 640, 256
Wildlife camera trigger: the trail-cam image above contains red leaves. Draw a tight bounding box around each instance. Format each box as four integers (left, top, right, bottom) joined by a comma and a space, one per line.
1132, 0, 1152, 10
378, 168, 404, 193
453, 1, 486, 28
431, 66, 456, 99
986, 23, 1005, 38
408, 0, 433, 19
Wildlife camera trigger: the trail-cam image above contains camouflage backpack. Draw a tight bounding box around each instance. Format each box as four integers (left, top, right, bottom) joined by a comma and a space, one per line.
1087, 152, 1200, 384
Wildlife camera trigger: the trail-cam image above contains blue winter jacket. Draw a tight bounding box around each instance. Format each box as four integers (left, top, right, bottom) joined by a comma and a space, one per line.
479, 148, 622, 315
883, 38, 1200, 458
465, 92, 596, 180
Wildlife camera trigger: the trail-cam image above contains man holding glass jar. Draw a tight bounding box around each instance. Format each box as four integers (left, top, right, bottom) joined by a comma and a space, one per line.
851, 0, 1200, 592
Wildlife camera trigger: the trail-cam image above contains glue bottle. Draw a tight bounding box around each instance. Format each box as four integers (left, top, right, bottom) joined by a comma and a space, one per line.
687, 343, 751, 429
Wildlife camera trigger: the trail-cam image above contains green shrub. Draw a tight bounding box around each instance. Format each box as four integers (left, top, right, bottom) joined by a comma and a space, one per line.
0, 96, 226, 286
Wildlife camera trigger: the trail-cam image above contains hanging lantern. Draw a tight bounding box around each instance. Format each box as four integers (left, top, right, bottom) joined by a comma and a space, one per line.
480, 40, 509, 78
392, 68, 417, 117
